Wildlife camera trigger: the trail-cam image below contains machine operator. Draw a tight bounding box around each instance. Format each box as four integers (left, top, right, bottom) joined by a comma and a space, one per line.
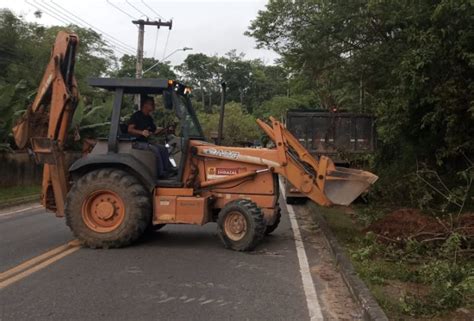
128, 96, 176, 179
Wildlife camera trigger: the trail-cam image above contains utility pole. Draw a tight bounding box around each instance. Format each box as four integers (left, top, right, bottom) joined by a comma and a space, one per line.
132, 18, 172, 107
135, 23, 145, 81
217, 82, 227, 145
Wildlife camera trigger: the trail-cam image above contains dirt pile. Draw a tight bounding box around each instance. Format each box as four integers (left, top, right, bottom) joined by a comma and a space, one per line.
458, 213, 474, 237
365, 209, 473, 243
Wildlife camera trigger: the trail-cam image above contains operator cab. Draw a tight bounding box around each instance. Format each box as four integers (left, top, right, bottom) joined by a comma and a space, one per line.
70, 77, 205, 190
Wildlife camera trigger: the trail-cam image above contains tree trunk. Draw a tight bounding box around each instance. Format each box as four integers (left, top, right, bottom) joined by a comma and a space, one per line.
207, 91, 212, 113
200, 82, 205, 108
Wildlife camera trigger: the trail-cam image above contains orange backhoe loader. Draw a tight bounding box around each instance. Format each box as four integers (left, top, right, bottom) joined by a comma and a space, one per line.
13, 32, 378, 251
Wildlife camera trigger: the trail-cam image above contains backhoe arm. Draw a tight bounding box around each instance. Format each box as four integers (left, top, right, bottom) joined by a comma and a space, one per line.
12, 31, 79, 216
257, 117, 378, 206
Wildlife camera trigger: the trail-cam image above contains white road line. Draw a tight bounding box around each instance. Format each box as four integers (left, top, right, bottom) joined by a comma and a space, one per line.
280, 181, 324, 321
0, 205, 42, 218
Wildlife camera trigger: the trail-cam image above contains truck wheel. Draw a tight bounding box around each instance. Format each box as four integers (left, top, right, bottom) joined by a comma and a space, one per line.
65, 168, 151, 248
265, 206, 281, 235
217, 199, 265, 251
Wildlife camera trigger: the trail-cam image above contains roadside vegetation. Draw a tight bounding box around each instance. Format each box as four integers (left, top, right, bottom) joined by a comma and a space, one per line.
0, 9, 291, 151
246, 0, 474, 319
0, 185, 40, 206
313, 204, 473, 320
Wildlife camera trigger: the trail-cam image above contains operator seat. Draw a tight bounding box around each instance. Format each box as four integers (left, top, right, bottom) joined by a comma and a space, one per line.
117, 123, 183, 187
118, 123, 135, 141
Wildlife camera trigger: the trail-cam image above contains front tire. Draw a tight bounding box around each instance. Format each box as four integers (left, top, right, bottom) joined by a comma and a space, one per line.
265, 206, 281, 235
65, 168, 151, 248
217, 199, 265, 251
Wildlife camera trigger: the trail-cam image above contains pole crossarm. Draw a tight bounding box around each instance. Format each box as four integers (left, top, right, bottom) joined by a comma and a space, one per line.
132, 18, 173, 107
132, 19, 172, 29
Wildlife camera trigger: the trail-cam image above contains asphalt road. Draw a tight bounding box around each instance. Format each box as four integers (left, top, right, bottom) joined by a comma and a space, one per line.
0, 206, 73, 272
0, 201, 360, 321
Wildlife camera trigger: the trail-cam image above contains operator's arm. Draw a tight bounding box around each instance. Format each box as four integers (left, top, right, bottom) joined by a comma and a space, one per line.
154, 127, 165, 135
127, 112, 168, 137
128, 124, 150, 137
127, 112, 151, 138
148, 118, 168, 136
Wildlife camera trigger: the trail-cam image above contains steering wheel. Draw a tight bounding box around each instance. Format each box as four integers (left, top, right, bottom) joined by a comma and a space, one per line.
166, 134, 181, 156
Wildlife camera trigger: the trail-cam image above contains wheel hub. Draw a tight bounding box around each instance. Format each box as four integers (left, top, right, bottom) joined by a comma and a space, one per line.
82, 190, 125, 233
224, 212, 247, 241
96, 202, 115, 220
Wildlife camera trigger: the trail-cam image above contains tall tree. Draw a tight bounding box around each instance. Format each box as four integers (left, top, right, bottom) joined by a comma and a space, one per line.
0, 10, 117, 147
177, 53, 214, 113
247, 0, 474, 169
221, 50, 253, 107
115, 54, 176, 80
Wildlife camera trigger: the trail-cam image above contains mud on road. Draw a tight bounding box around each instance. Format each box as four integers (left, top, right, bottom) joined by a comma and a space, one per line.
292, 203, 363, 320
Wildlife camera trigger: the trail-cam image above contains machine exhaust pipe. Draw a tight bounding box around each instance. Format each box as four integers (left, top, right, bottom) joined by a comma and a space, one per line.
216, 82, 226, 145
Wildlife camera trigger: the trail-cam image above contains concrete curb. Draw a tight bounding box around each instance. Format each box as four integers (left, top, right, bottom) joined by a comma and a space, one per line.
311, 208, 389, 321
0, 194, 40, 210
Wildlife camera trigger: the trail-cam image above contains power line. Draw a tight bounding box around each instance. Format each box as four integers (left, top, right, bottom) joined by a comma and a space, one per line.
161, 28, 171, 60
125, 0, 148, 19
152, 27, 160, 57
140, 0, 164, 19
40, 0, 134, 54
30, 0, 125, 55
49, 0, 136, 52
106, 0, 136, 20
26, 0, 71, 26
30, 0, 134, 55
132, 18, 172, 106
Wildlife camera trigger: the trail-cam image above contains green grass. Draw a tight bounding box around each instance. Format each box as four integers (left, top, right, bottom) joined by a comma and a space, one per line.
308, 203, 473, 320
0, 185, 41, 204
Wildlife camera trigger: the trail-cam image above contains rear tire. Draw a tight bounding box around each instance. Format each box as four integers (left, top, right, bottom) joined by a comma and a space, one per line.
265, 206, 281, 235
217, 199, 265, 251
65, 168, 152, 248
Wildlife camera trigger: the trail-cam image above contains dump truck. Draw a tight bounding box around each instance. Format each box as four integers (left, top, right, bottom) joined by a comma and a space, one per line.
13, 32, 378, 251
284, 110, 376, 203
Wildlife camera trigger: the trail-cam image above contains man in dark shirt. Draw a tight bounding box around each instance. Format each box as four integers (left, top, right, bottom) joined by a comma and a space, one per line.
128, 96, 175, 178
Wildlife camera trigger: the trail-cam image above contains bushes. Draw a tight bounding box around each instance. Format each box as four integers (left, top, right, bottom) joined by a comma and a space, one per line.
248, 0, 474, 214
0, 80, 29, 150
253, 95, 306, 120
316, 204, 473, 317
198, 102, 260, 146
351, 232, 473, 316
401, 260, 473, 316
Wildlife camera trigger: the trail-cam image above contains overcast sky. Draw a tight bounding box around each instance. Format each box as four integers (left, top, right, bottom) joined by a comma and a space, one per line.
1, 0, 279, 65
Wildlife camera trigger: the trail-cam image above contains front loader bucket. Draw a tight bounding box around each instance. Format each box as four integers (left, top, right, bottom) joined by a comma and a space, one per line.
257, 117, 378, 207
324, 166, 378, 206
